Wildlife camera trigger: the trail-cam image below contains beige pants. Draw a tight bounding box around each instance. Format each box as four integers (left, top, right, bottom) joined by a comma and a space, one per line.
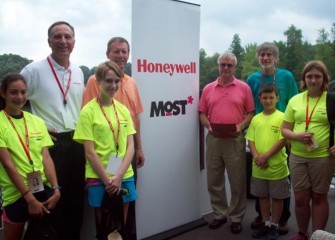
206, 134, 246, 222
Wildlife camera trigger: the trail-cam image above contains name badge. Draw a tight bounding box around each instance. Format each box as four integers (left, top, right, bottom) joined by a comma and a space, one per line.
27, 171, 44, 193
305, 135, 319, 151
106, 154, 122, 175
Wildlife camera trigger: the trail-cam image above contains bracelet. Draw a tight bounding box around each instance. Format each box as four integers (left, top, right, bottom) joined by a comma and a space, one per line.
22, 190, 30, 196
52, 186, 61, 190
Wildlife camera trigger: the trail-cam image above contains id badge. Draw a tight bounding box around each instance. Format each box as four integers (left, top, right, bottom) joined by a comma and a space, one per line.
305, 135, 319, 152
106, 155, 122, 175
62, 108, 75, 129
27, 171, 44, 193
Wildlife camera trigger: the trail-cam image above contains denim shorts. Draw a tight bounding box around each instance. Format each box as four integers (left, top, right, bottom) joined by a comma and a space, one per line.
87, 177, 138, 208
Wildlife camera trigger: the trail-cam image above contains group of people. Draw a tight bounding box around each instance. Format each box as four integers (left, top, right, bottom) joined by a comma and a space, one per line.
1, 20, 335, 240
0, 21, 144, 240
199, 42, 335, 240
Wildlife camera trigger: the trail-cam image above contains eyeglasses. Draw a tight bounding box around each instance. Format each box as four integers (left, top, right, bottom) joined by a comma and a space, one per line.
219, 63, 234, 69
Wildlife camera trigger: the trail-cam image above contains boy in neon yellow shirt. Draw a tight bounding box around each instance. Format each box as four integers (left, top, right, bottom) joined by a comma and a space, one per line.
246, 84, 289, 240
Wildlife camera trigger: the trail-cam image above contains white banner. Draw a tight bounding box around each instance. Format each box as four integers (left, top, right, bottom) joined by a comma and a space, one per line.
132, 0, 202, 239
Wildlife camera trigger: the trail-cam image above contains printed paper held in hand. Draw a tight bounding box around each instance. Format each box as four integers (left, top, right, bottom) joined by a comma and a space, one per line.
106, 155, 122, 175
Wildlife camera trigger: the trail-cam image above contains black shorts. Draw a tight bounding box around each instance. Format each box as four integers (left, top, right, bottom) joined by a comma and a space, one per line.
2, 187, 52, 224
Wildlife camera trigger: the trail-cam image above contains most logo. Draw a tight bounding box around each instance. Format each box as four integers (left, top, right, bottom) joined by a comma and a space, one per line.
150, 96, 194, 117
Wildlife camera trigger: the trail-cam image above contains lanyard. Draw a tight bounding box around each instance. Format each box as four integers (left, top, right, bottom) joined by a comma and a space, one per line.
47, 57, 72, 106
305, 94, 321, 131
3, 111, 34, 170
96, 98, 120, 153
261, 68, 276, 86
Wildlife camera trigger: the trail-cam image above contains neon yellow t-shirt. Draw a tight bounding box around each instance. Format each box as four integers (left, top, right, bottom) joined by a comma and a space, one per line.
73, 99, 136, 179
246, 110, 289, 180
0, 111, 53, 206
284, 91, 329, 158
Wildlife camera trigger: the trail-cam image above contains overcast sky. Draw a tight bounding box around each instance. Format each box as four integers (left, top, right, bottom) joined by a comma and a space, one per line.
1, 0, 334, 68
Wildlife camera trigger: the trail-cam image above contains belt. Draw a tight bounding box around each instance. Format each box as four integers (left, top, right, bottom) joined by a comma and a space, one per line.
50, 131, 74, 139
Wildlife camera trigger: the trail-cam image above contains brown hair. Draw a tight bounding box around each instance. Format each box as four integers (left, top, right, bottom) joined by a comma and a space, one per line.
95, 61, 124, 82
106, 37, 130, 56
0, 73, 27, 110
48, 21, 75, 39
300, 60, 329, 91
259, 84, 279, 97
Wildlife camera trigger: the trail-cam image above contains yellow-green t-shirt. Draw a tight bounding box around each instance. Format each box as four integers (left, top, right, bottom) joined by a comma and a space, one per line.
246, 110, 289, 180
73, 99, 136, 179
283, 91, 329, 158
0, 111, 53, 206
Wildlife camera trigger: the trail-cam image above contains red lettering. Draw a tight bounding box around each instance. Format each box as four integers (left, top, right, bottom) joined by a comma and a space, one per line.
163, 64, 170, 74
184, 64, 190, 73
136, 59, 197, 76
137, 59, 147, 72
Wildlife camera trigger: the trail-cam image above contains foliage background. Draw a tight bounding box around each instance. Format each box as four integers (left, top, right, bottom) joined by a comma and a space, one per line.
1, 24, 334, 89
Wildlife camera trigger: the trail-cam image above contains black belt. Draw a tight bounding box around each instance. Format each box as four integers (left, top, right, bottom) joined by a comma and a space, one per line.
50, 131, 74, 139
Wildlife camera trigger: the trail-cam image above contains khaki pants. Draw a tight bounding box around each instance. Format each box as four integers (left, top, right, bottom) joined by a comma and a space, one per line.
206, 134, 246, 222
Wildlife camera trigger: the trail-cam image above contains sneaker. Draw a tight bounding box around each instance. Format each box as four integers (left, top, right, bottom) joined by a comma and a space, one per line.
267, 225, 279, 240
251, 215, 262, 229
252, 222, 270, 239
291, 232, 309, 240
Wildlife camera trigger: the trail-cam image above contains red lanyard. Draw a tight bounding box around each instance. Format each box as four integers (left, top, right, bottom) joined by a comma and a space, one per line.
3, 111, 34, 170
96, 98, 120, 152
47, 57, 72, 106
305, 94, 321, 131
261, 68, 276, 86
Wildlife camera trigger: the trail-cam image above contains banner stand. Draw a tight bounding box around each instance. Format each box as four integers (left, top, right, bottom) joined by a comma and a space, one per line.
132, 1, 208, 239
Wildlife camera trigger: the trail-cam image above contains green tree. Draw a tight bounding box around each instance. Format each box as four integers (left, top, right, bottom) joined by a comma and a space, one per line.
274, 40, 287, 69
90, 66, 97, 76
199, 48, 219, 89
125, 62, 132, 76
301, 40, 315, 69
315, 28, 334, 78
229, 34, 245, 79
331, 23, 335, 79
79, 65, 91, 85
240, 43, 259, 80
284, 25, 304, 80
0, 54, 32, 78
199, 48, 208, 89
315, 28, 335, 77
316, 23, 335, 80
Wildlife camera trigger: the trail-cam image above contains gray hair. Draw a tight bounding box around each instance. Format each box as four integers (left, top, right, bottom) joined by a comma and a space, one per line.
217, 51, 237, 65
256, 42, 279, 59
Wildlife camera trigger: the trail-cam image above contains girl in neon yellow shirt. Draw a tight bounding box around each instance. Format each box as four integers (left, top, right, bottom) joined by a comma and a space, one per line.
74, 61, 136, 238
0, 73, 60, 240
282, 61, 335, 240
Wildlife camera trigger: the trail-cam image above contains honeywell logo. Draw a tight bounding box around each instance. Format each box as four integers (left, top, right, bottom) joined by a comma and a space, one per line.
137, 59, 196, 76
